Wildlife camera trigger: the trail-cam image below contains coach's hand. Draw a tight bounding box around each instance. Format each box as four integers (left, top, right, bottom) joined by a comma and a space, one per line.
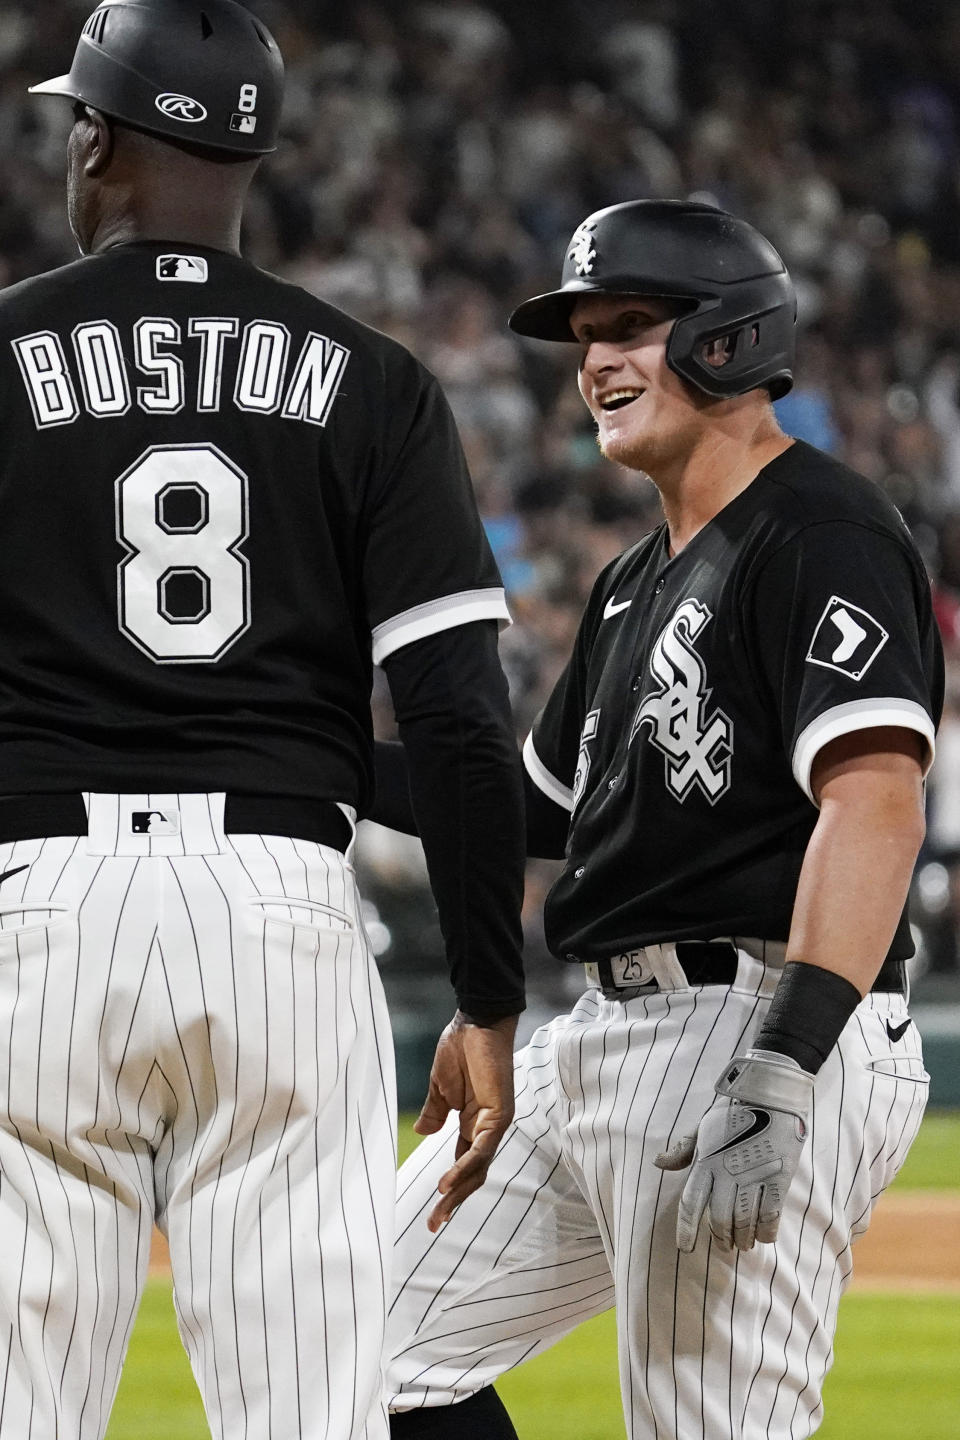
416, 1010, 518, 1232
654, 1050, 814, 1252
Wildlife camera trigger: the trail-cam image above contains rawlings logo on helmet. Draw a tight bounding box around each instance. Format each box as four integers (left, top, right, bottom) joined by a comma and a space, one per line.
155, 92, 208, 123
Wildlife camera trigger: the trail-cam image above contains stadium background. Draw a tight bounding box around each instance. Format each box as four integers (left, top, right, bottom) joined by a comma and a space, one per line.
1, 0, 957, 1433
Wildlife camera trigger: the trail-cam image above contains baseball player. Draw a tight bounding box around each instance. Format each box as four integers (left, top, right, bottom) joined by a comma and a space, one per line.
375, 201, 943, 1439
5, 3, 526, 1438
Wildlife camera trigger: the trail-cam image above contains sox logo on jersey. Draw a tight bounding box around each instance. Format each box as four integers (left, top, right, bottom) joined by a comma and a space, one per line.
630, 598, 733, 803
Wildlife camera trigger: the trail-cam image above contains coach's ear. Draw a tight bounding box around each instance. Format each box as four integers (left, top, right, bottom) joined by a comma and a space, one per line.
75, 105, 114, 177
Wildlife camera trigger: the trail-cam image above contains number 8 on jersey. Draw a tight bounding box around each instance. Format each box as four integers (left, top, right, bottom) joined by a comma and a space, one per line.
115, 442, 251, 664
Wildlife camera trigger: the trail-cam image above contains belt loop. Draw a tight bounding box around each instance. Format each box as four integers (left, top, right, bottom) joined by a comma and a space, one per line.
336, 802, 358, 866
644, 942, 690, 993
732, 939, 780, 999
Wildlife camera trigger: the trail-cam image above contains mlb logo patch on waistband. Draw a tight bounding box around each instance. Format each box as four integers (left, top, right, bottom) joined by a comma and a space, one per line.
131, 809, 180, 836
156, 254, 208, 283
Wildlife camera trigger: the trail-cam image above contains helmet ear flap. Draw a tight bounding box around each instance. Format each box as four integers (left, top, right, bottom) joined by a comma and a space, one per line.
701, 332, 738, 371
700, 323, 763, 372
667, 284, 795, 400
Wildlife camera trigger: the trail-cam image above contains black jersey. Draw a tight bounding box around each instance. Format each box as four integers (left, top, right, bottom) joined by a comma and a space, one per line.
526, 440, 944, 964
0, 241, 507, 808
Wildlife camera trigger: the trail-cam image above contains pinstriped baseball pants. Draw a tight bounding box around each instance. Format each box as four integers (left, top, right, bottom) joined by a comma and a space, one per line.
386, 946, 928, 1439
0, 794, 396, 1440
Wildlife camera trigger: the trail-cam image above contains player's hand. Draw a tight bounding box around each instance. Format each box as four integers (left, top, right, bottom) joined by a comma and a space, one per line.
654, 1050, 814, 1252
416, 1009, 518, 1232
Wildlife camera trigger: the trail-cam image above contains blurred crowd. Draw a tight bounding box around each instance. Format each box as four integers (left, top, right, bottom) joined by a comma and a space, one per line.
6, 0, 960, 998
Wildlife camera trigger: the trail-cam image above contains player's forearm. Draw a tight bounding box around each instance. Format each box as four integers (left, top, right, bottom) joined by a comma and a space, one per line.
752, 741, 926, 1075
786, 745, 926, 996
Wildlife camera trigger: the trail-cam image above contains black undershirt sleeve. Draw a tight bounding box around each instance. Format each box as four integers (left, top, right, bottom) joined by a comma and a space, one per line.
378, 622, 526, 1019
373, 742, 569, 859
370, 741, 418, 835
522, 775, 569, 859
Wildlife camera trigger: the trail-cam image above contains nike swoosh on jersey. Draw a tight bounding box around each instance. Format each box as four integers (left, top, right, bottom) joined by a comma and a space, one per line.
885, 1018, 911, 1043
602, 596, 632, 620
707, 1107, 772, 1157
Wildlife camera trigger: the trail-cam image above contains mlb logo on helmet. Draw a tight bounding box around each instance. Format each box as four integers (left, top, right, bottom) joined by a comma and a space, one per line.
230, 113, 257, 134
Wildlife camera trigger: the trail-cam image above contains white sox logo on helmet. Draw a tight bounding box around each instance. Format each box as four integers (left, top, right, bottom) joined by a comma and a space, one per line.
630, 598, 733, 803
569, 220, 597, 276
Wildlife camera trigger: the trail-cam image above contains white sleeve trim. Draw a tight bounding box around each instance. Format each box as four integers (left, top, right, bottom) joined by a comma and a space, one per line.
523, 730, 574, 812
372, 587, 511, 665
793, 698, 936, 803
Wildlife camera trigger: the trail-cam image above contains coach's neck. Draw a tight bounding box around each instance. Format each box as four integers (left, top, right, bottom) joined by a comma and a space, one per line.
68, 106, 259, 257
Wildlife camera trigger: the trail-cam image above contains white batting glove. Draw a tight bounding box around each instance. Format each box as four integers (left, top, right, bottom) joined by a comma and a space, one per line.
654, 1050, 814, 1252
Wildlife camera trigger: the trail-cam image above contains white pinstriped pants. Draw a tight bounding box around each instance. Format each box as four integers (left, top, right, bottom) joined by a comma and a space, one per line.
0, 794, 396, 1440
386, 945, 928, 1439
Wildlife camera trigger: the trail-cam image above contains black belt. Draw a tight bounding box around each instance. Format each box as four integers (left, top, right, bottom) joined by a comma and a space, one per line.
0, 793, 352, 853
594, 941, 905, 996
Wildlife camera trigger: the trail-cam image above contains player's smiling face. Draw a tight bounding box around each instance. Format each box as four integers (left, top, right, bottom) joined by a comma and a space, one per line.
572, 294, 707, 475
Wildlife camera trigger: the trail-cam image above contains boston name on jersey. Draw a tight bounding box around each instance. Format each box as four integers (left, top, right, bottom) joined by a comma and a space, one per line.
0, 241, 507, 807
12, 309, 348, 429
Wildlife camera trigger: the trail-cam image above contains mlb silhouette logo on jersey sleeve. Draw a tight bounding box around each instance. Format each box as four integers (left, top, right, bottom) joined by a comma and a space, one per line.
806, 596, 889, 680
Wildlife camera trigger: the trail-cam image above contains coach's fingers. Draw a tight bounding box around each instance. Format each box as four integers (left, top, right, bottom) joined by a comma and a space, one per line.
413, 1017, 468, 1135
654, 1134, 697, 1171
414, 1078, 452, 1136
427, 1019, 518, 1230
426, 1134, 498, 1232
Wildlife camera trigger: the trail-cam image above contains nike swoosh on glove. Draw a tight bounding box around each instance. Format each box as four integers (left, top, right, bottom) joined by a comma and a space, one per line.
654, 1049, 814, 1252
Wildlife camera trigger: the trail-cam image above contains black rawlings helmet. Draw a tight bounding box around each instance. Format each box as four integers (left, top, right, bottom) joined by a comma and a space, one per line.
29, 0, 283, 156
509, 200, 796, 399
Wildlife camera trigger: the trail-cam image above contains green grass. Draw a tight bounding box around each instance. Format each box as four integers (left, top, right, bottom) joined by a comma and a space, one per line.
105, 1111, 960, 1439
889, 1110, 960, 1189
498, 1311, 621, 1439
818, 1293, 960, 1440
106, 1283, 205, 1440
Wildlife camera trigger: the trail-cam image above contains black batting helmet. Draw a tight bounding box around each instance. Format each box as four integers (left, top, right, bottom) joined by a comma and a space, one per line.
509, 200, 796, 399
29, 0, 283, 156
